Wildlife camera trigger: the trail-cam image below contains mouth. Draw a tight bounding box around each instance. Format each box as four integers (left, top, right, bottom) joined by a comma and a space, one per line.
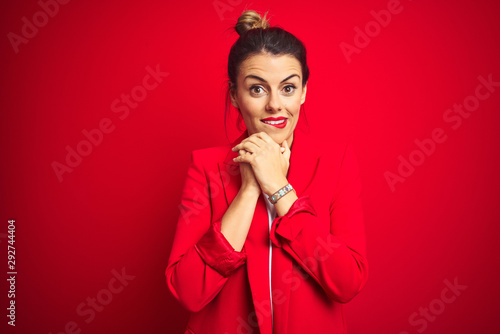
261, 117, 287, 129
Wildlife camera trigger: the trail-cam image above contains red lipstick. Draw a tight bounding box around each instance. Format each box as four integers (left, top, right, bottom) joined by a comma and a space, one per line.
261, 117, 288, 129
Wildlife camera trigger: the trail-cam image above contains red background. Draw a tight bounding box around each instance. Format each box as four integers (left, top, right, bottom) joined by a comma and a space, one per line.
1, 0, 499, 333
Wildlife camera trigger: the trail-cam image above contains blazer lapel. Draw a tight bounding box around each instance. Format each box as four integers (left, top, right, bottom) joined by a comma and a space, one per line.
287, 127, 321, 197
218, 130, 248, 207
218, 130, 272, 333
218, 128, 321, 334
271, 127, 321, 334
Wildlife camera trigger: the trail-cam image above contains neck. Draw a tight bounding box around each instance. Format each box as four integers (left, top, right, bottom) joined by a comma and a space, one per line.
285, 132, 294, 149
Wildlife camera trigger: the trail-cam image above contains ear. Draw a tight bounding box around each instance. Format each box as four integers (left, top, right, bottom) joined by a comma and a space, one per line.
229, 82, 239, 109
300, 84, 307, 104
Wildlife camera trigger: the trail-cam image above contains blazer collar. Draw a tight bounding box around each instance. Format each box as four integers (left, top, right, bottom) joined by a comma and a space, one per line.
222, 129, 249, 167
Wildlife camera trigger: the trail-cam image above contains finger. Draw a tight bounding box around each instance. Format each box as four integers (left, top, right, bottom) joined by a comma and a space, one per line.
236, 141, 260, 154
255, 132, 284, 154
256, 132, 278, 146
256, 131, 273, 141
245, 135, 267, 148
232, 135, 265, 152
234, 150, 252, 163
238, 149, 251, 157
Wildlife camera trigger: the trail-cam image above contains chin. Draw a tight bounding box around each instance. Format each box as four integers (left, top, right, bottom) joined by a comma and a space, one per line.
271, 133, 287, 144
249, 126, 289, 144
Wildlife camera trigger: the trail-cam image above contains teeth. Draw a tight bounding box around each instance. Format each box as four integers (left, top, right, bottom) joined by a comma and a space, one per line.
263, 119, 286, 125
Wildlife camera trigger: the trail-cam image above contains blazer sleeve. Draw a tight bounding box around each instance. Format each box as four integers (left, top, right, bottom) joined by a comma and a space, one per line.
269, 143, 369, 303
165, 149, 247, 312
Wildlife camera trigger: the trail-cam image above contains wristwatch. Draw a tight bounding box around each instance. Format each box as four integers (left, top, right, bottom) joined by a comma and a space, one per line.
269, 183, 294, 204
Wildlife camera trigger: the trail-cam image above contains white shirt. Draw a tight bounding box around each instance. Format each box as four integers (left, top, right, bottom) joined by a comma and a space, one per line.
263, 193, 276, 332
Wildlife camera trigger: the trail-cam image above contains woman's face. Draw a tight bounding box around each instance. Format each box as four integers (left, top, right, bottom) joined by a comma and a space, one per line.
230, 52, 307, 147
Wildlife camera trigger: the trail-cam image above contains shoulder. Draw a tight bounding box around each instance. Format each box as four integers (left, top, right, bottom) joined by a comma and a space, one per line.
304, 130, 354, 164
188, 130, 247, 168
307, 132, 362, 183
189, 143, 231, 167
192, 142, 231, 159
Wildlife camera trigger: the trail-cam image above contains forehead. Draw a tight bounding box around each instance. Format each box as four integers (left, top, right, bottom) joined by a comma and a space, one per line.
238, 53, 302, 80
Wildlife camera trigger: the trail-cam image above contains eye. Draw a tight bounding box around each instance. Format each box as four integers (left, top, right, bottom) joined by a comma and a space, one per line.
250, 85, 266, 95
282, 85, 296, 95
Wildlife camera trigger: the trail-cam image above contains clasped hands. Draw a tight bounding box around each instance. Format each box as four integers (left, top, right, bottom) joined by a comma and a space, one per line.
232, 132, 291, 197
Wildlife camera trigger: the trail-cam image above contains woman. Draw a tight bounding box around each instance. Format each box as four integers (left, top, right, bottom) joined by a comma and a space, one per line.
166, 10, 368, 334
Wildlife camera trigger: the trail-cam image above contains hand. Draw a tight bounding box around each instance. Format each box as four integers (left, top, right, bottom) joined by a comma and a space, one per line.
232, 132, 292, 196
237, 149, 261, 198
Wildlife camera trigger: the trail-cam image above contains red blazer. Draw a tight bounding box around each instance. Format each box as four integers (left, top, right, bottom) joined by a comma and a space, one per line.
166, 127, 369, 334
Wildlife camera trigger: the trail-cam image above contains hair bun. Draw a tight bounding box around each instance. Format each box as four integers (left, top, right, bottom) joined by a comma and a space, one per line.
235, 10, 270, 36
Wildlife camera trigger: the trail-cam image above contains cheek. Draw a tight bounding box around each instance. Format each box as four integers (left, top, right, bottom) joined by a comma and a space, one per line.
287, 97, 303, 114
240, 98, 263, 117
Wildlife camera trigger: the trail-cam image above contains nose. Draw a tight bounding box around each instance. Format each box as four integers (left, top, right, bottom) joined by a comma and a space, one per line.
266, 90, 282, 113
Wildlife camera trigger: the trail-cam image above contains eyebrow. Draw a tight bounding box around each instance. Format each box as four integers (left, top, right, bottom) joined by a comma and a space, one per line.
244, 74, 300, 84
